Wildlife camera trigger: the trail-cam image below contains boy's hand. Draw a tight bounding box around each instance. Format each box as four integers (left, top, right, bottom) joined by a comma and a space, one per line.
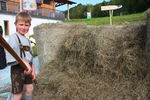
21, 59, 32, 75
31, 64, 36, 80
31, 71, 36, 80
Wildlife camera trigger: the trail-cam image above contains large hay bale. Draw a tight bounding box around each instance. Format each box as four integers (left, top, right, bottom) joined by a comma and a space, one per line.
145, 8, 150, 18
34, 23, 86, 69
146, 8, 150, 64
33, 23, 150, 100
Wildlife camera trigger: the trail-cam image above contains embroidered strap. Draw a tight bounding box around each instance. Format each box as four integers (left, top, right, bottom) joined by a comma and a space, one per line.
16, 34, 27, 58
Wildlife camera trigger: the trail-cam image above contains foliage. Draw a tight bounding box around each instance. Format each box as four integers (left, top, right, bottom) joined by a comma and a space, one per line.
68, 4, 87, 19
29, 34, 38, 57
32, 45, 37, 57
111, 0, 150, 14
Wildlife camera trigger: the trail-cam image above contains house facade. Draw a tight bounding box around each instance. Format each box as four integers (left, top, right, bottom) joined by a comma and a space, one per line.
0, 0, 75, 38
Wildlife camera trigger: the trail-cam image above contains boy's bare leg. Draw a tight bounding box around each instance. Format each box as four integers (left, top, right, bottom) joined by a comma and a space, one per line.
24, 84, 33, 100
13, 93, 22, 100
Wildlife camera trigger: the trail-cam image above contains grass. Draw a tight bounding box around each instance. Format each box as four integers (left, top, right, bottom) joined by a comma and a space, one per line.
65, 13, 147, 26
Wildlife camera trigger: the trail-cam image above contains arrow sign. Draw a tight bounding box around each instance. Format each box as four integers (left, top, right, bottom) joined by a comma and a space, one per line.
101, 5, 122, 11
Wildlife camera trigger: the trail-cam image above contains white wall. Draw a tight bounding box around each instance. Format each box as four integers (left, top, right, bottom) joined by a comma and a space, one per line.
0, 13, 62, 39
0, 13, 16, 38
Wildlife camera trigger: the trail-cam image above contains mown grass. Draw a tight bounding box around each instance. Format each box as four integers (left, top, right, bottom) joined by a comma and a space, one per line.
65, 13, 147, 26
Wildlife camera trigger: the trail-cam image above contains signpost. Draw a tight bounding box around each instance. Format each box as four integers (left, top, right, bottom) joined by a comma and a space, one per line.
101, 5, 122, 25
87, 12, 91, 19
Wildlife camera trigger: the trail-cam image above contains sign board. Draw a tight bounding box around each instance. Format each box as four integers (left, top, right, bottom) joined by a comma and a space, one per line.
101, 5, 122, 11
23, 0, 37, 11
87, 12, 91, 19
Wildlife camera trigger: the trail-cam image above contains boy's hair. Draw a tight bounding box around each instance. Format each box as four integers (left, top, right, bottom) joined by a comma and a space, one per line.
15, 12, 31, 24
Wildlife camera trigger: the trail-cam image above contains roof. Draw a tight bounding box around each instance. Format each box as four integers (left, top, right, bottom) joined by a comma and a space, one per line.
55, 0, 76, 4
54, 0, 76, 7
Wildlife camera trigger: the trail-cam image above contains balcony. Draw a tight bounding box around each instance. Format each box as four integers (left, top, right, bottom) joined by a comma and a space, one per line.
0, 1, 65, 21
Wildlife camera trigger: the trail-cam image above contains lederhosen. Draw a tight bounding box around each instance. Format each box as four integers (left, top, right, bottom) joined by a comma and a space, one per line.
11, 34, 33, 94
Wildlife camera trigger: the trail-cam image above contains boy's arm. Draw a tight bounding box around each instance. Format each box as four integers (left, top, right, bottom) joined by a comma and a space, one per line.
0, 34, 31, 71
6, 35, 18, 63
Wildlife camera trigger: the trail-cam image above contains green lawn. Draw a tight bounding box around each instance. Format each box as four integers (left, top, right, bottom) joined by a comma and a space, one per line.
65, 13, 147, 26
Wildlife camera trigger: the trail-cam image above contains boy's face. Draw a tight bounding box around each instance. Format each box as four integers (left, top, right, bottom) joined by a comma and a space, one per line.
15, 20, 31, 35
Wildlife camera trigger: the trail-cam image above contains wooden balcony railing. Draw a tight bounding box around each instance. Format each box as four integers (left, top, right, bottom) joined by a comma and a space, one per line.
0, 1, 65, 21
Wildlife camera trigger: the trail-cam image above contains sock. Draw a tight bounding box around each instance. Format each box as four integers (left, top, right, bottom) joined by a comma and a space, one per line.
24, 95, 32, 100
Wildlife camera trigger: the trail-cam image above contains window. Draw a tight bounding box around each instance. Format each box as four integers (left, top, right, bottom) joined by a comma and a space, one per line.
1, 1, 7, 11
43, 0, 50, 4
4, 20, 9, 36
36, 0, 42, 3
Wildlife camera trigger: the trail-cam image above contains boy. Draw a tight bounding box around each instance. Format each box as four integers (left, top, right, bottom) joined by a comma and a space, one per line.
6, 12, 36, 100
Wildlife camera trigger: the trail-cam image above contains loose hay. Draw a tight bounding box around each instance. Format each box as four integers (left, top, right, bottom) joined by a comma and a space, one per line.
33, 23, 150, 100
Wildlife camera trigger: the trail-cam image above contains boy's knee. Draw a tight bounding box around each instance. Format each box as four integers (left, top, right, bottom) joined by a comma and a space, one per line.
25, 90, 33, 96
13, 93, 22, 100
25, 85, 33, 95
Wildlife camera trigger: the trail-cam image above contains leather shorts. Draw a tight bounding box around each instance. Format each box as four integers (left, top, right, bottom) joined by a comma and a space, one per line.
11, 64, 33, 94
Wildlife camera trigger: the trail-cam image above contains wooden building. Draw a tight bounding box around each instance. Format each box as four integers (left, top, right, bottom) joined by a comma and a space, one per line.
0, 0, 76, 20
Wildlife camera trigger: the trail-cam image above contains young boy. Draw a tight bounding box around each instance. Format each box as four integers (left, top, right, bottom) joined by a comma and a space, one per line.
6, 12, 36, 100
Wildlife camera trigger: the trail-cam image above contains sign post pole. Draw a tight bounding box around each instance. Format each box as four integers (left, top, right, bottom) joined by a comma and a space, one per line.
67, 4, 70, 20
109, 10, 113, 25
101, 5, 122, 25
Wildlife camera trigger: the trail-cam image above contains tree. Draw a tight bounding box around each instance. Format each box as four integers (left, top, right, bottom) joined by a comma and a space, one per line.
67, 4, 87, 19
111, 0, 150, 14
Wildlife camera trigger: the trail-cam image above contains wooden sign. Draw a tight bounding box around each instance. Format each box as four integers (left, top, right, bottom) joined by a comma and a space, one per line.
101, 5, 122, 11
101, 5, 122, 25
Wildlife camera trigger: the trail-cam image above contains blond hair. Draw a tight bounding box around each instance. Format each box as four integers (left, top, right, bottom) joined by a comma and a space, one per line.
15, 12, 32, 24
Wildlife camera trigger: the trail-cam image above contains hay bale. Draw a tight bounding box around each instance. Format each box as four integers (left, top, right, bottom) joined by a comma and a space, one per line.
33, 23, 150, 100
146, 8, 150, 64
145, 8, 150, 18
34, 23, 86, 68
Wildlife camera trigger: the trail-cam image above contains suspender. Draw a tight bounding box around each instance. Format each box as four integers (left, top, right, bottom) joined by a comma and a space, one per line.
16, 34, 31, 58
